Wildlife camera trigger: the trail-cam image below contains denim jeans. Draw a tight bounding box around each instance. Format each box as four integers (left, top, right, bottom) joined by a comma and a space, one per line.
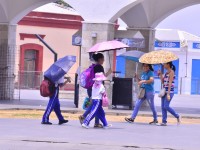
161, 93, 179, 123
131, 92, 157, 121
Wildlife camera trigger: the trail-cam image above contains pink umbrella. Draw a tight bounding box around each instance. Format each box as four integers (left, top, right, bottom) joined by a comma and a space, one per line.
88, 40, 129, 53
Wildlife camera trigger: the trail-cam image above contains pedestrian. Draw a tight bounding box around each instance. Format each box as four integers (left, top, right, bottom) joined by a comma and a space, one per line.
158, 62, 181, 126
41, 76, 70, 125
82, 72, 112, 129
125, 64, 158, 124
79, 53, 112, 128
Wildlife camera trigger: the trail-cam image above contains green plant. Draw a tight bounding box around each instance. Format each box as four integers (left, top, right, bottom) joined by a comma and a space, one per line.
55, 0, 72, 8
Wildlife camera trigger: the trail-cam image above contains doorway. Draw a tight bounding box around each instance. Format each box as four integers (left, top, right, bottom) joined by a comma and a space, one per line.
24, 50, 37, 88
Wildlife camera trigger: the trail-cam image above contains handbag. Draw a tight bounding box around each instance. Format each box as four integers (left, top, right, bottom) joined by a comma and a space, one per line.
82, 97, 91, 110
102, 93, 109, 107
138, 87, 145, 99
158, 88, 166, 98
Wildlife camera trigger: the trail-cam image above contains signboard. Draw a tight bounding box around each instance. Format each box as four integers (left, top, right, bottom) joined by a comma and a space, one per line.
72, 35, 82, 46
193, 43, 200, 49
116, 38, 145, 48
155, 41, 180, 48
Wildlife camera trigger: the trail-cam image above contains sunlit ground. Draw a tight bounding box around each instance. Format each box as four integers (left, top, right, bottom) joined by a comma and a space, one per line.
0, 110, 199, 124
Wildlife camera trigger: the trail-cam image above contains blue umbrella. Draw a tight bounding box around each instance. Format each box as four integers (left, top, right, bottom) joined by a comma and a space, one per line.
44, 56, 76, 83
119, 50, 145, 73
119, 50, 145, 62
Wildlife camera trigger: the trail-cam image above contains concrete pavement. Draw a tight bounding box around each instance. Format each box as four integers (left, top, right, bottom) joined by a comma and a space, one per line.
0, 119, 200, 150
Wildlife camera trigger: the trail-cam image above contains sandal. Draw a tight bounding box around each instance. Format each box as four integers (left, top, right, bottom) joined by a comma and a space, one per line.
94, 124, 103, 128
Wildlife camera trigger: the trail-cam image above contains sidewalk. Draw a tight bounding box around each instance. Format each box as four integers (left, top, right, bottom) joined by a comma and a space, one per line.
0, 94, 200, 118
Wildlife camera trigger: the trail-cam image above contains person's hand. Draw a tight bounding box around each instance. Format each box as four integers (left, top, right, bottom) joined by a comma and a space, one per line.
167, 94, 171, 101
157, 70, 162, 76
107, 68, 112, 75
138, 80, 145, 86
65, 77, 71, 83
134, 73, 138, 78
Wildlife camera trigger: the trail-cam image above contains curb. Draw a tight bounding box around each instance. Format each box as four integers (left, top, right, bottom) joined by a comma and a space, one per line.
1, 107, 200, 119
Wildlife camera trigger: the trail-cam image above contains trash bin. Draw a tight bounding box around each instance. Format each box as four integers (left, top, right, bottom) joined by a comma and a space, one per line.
112, 77, 133, 109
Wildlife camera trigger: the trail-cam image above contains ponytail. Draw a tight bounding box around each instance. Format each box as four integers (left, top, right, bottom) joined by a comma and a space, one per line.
167, 62, 176, 72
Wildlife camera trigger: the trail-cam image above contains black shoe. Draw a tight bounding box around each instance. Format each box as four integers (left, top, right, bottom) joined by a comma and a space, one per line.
59, 120, 69, 125
41, 122, 52, 125
78, 115, 85, 125
94, 124, 103, 128
149, 120, 158, 125
125, 117, 134, 123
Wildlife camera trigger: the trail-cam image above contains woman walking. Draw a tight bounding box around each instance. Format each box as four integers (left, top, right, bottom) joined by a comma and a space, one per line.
158, 62, 181, 126
79, 53, 112, 128
125, 64, 158, 124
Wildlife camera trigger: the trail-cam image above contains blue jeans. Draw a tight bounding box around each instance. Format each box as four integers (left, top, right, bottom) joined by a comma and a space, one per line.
131, 92, 157, 121
161, 93, 179, 123
83, 89, 99, 124
42, 87, 64, 122
83, 100, 108, 126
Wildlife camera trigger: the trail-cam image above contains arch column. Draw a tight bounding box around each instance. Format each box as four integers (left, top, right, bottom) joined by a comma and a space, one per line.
0, 24, 17, 100
115, 28, 156, 107
79, 22, 115, 108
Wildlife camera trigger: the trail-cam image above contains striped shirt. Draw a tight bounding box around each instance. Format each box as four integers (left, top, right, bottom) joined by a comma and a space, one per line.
163, 73, 175, 93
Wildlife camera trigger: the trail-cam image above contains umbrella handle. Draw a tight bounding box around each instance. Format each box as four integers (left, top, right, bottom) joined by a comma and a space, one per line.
108, 51, 111, 68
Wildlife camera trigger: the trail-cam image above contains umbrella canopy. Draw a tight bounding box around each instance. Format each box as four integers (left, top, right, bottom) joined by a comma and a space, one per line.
119, 50, 145, 62
88, 40, 129, 53
44, 56, 76, 83
139, 50, 178, 64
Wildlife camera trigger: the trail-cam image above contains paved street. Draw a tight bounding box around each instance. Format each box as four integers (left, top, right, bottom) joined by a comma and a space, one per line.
0, 119, 200, 150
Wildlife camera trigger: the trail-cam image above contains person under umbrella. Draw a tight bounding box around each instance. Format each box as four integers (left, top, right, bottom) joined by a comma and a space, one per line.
41, 76, 71, 125
79, 53, 112, 128
125, 64, 158, 124
157, 62, 181, 126
41, 56, 76, 125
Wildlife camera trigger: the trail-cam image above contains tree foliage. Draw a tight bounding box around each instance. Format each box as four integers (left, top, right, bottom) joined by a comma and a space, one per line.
55, 0, 72, 8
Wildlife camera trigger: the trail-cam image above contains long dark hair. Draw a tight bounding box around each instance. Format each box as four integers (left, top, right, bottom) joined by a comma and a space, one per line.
143, 64, 154, 71
92, 53, 104, 62
166, 61, 176, 72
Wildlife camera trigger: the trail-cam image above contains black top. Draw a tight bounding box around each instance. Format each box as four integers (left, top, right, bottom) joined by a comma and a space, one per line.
94, 64, 105, 84
94, 64, 104, 74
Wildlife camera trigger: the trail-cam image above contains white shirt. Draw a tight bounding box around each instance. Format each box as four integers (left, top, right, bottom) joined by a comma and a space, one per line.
92, 84, 105, 100
55, 76, 64, 87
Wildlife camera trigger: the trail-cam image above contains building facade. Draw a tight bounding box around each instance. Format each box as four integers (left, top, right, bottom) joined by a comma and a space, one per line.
15, 3, 82, 91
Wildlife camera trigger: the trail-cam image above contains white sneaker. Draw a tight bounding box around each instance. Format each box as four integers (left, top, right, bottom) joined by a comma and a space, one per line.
103, 124, 112, 129
177, 115, 181, 125
157, 123, 167, 126
82, 123, 89, 129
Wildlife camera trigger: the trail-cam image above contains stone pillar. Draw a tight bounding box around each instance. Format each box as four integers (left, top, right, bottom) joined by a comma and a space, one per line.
123, 28, 155, 77
0, 24, 17, 100
79, 22, 115, 108
115, 28, 156, 107
129, 29, 155, 107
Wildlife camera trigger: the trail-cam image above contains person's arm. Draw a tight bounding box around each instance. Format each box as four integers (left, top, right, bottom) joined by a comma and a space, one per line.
138, 72, 154, 86
59, 77, 71, 88
134, 73, 141, 82
100, 85, 106, 94
105, 68, 112, 77
167, 71, 174, 100
139, 77, 154, 86
158, 70, 164, 84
